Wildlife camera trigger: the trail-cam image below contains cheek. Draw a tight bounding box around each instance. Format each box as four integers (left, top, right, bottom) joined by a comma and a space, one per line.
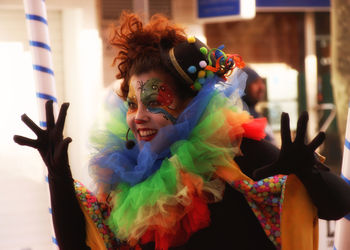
248, 86, 257, 96
168, 106, 183, 117
150, 113, 173, 128
126, 113, 135, 130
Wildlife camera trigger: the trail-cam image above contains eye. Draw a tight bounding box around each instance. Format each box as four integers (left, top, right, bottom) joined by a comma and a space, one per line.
148, 100, 161, 107
127, 101, 137, 110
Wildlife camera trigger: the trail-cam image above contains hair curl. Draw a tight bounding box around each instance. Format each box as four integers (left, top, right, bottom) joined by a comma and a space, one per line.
110, 12, 190, 100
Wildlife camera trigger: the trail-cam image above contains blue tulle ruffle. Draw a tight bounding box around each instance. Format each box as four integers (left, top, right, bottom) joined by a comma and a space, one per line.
89, 70, 247, 188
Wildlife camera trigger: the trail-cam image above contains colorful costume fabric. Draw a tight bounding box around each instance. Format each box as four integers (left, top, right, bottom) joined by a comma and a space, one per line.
79, 72, 318, 250
14, 27, 350, 250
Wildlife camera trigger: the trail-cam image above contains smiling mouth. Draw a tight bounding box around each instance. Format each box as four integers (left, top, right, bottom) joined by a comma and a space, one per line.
137, 129, 158, 141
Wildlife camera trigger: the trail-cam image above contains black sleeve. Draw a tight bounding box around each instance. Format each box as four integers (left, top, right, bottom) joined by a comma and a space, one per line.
235, 137, 350, 220
48, 175, 91, 250
234, 138, 279, 179
296, 166, 350, 220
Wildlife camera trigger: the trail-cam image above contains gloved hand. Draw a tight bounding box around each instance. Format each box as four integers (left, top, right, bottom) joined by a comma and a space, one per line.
253, 111, 326, 180
14, 100, 72, 178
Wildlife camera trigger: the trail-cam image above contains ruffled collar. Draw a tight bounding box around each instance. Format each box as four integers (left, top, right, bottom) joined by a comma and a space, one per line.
89, 72, 247, 188
88, 71, 261, 249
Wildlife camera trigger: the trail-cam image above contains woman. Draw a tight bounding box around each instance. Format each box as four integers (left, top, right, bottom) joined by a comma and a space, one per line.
14, 12, 350, 250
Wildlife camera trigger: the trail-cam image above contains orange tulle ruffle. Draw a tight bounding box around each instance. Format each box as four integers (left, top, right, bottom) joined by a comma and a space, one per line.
139, 171, 211, 249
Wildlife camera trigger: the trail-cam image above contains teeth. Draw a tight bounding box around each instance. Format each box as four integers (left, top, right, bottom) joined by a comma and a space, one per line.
139, 129, 157, 137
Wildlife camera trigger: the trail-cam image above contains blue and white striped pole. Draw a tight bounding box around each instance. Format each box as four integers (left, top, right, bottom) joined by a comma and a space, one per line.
23, 0, 58, 248
23, 0, 58, 122
334, 102, 350, 250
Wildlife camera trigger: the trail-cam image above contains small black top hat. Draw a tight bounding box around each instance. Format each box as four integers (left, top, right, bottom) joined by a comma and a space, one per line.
160, 36, 215, 91
160, 36, 245, 91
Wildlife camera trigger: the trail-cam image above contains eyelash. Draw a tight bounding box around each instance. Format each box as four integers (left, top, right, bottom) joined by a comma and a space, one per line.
148, 100, 160, 107
127, 102, 137, 110
127, 100, 161, 112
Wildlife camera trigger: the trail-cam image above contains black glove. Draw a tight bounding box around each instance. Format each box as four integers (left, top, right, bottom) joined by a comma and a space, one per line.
253, 111, 326, 179
14, 100, 90, 250
14, 100, 72, 179
239, 112, 350, 220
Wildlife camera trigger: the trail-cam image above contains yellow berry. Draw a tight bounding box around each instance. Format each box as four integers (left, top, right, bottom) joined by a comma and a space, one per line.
198, 70, 206, 78
187, 36, 196, 43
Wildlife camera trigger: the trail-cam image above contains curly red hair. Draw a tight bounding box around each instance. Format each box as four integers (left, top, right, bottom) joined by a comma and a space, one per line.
110, 12, 188, 100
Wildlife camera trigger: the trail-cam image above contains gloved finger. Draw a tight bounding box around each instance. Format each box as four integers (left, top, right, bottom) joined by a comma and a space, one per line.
253, 164, 280, 180
56, 103, 69, 135
295, 111, 308, 144
315, 160, 330, 171
45, 100, 55, 129
55, 137, 72, 157
308, 131, 326, 151
13, 135, 38, 148
21, 114, 42, 136
280, 112, 292, 148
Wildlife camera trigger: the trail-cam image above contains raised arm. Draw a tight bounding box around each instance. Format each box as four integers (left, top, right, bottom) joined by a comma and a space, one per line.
235, 138, 280, 178
242, 112, 350, 220
14, 100, 90, 250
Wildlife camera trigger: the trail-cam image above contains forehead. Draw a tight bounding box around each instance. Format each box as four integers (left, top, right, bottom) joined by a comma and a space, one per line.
128, 71, 175, 95
251, 78, 264, 85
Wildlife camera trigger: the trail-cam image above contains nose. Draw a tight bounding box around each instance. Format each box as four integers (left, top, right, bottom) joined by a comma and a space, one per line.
256, 81, 265, 92
135, 104, 149, 124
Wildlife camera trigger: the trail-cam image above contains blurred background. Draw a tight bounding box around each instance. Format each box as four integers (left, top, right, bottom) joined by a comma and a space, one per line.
0, 0, 349, 249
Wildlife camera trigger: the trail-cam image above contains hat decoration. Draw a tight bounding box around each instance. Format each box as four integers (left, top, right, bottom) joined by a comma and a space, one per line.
161, 36, 245, 92
204, 46, 245, 81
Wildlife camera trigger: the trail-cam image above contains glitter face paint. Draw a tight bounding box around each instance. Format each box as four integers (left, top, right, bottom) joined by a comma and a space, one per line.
126, 71, 184, 142
140, 78, 177, 123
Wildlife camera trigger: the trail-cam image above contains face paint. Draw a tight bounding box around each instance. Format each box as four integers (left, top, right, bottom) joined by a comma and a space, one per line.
140, 78, 177, 123
127, 84, 137, 114
126, 71, 187, 142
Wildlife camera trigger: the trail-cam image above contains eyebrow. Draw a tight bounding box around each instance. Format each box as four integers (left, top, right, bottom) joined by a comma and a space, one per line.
127, 96, 136, 102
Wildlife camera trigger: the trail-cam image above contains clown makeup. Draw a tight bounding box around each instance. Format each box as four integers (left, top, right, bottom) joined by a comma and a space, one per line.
126, 70, 186, 142
140, 78, 178, 123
